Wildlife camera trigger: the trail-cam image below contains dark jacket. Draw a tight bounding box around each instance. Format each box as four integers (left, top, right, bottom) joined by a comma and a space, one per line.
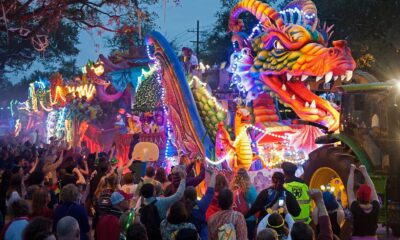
245, 187, 301, 221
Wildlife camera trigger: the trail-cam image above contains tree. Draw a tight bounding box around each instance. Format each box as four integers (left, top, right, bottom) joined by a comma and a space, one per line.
106, 0, 166, 51
200, 0, 285, 65
0, 21, 80, 81
315, 0, 400, 80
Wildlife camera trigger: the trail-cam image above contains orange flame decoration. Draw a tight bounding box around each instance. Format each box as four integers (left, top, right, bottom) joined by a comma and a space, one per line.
51, 84, 96, 105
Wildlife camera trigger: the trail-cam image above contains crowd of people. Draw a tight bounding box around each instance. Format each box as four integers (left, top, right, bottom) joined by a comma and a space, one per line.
0, 135, 385, 240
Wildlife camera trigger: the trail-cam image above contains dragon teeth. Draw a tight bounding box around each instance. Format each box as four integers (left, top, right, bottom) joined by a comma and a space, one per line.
305, 102, 310, 107
316, 76, 323, 82
310, 100, 316, 108
346, 70, 353, 81
341, 75, 346, 81
281, 84, 287, 91
325, 71, 333, 83
301, 75, 308, 81
334, 76, 339, 81
291, 95, 296, 100
287, 73, 293, 81
307, 84, 311, 90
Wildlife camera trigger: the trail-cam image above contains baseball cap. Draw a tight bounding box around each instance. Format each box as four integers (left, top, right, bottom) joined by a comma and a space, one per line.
111, 190, 133, 205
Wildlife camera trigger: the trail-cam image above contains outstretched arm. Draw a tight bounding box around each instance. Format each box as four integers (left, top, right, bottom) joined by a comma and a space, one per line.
347, 164, 356, 205
186, 163, 205, 187
359, 165, 379, 202
28, 156, 40, 175
309, 189, 333, 240
108, 144, 116, 162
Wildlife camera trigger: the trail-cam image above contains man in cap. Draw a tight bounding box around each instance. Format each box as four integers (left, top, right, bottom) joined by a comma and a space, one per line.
282, 162, 311, 224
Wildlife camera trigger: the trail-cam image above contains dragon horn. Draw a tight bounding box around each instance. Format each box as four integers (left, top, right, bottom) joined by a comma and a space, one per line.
229, 0, 284, 33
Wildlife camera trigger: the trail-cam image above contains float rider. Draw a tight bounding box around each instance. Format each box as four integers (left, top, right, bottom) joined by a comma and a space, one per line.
282, 162, 311, 224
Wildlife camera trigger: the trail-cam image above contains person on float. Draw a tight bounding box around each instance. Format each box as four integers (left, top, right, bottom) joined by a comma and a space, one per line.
347, 164, 380, 240
281, 162, 311, 224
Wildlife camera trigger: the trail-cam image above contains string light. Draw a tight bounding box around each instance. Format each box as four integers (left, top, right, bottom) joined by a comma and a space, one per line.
247, 22, 262, 41
192, 76, 228, 113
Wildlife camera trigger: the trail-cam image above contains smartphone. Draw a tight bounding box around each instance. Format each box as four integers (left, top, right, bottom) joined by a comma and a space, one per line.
278, 199, 284, 207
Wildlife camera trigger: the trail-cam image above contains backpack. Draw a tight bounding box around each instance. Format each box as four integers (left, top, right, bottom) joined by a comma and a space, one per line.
140, 199, 162, 240
233, 189, 249, 215
217, 213, 237, 240
95, 189, 113, 217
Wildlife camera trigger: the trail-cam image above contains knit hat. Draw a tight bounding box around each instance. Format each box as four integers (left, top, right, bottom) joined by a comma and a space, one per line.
356, 184, 372, 204
322, 191, 339, 211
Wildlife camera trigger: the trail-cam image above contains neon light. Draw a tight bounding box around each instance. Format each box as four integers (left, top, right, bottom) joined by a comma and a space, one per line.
67, 84, 96, 100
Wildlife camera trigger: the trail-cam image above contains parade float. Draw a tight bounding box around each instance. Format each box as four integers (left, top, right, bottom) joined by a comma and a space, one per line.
8, 0, 400, 229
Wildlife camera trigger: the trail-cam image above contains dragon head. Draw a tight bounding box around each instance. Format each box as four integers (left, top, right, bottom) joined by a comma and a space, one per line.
229, 0, 356, 131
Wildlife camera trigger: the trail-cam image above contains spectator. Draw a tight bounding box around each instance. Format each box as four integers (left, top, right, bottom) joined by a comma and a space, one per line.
1, 199, 30, 240
42, 147, 64, 185
347, 164, 380, 239
25, 184, 39, 212
184, 168, 216, 240
56, 216, 80, 240
230, 168, 258, 239
23, 216, 55, 240
246, 172, 301, 221
205, 173, 228, 221
257, 228, 279, 240
160, 201, 197, 240
256, 211, 293, 239
94, 173, 119, 227
121, 172, 137, 195
53, 184, 90, 240
290, 189, 333, 240
96, 190, 132, 240
6, 173, 24, 208
312, 191, 344, 237
89, 159, 110, 206
136, 166, 162, 196
282, 162, 311, 224
207, 188, 248, 240
126, 223, 148, 240
30, 187, 53, 219
139, 168, 186, 240
155, 168, 170, 194
171, 160, 205, 191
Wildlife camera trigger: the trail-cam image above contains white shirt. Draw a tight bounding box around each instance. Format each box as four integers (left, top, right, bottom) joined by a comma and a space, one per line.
190, 55, 198, 66
6, 191, 21, 208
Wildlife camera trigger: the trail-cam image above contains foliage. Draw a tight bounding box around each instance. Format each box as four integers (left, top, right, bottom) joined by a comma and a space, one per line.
315, 0, 400, 80
0, 21, 79, 82
200, 0, 286, 65
107, 1, 159, 51
1, 0, 175, 83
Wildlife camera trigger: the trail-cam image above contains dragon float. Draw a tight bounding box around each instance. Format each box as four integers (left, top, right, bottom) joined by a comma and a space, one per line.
228, 0, 356, 132
212, 0, 356, 170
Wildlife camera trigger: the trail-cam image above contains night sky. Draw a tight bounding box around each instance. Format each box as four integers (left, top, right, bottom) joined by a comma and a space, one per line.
76, 0, 221, 67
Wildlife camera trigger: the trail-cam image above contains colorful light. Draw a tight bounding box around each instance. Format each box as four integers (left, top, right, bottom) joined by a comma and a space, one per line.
67, 84, 96, 100
192, 76, 228, 113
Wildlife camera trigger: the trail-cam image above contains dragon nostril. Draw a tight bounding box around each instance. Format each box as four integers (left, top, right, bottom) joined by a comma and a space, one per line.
329, 49, 335, 56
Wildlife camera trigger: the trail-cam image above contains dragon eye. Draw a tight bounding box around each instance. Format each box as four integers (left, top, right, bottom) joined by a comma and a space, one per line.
273, 40, 285, 50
